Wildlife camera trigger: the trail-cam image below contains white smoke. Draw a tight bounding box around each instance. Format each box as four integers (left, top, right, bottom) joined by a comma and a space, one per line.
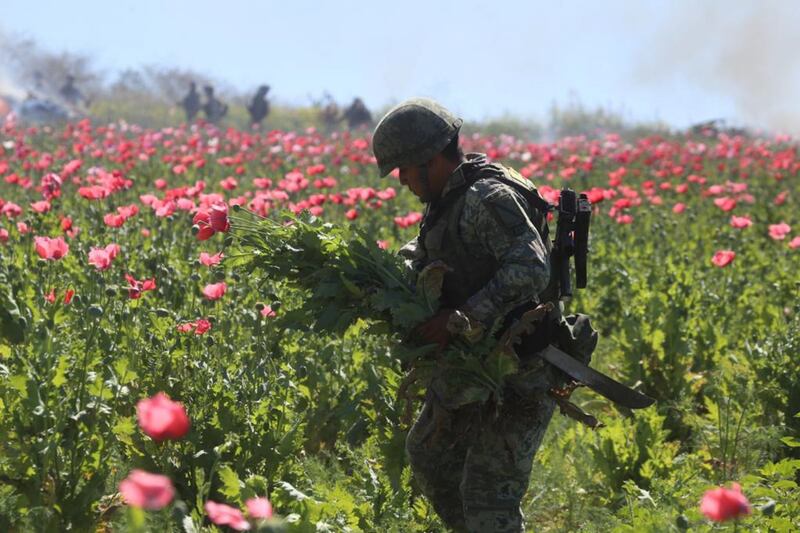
636, 1, 800, 134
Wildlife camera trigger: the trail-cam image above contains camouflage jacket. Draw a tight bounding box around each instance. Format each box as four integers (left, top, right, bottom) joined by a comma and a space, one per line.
400, 153, 551, 326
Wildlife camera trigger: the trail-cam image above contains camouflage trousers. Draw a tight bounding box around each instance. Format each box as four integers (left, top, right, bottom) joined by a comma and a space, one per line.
406, 388, 556, 532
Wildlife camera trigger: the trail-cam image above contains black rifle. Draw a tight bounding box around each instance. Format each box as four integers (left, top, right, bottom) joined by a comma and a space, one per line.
552, 188, 591, 299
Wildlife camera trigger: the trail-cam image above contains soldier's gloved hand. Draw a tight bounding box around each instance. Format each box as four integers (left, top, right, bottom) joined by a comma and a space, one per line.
414, 308, 454, 352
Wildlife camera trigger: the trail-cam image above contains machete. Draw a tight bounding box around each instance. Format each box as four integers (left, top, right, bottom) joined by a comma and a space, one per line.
535, 344, 655, 409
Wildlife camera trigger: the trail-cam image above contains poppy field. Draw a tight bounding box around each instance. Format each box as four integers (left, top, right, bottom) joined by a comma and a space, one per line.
0, 117, 799, 532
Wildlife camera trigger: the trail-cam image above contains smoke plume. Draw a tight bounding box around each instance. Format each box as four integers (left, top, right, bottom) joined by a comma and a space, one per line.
636, 1, 800, 134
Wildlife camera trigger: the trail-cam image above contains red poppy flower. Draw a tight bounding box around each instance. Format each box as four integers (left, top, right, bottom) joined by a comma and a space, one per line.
136, 392, 190, 441
177, 318, 212, 335
712, 250, 736, 267
125, 274, 157, 299
192, 210, 215, 240
700, 483, 751, 522
209, 204, 230, 232
119, 470, 175, 510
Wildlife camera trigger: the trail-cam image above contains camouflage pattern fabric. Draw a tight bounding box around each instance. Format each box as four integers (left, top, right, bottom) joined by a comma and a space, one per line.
403, 153, 551, 325
402, 153, 560, 531
407, 388, 556, 532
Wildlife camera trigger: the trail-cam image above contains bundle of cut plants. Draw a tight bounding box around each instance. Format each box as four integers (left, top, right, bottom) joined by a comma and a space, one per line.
225, 205, 542, 414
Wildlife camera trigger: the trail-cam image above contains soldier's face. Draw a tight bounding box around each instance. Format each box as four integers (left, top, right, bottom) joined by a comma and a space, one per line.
398, 166, 431, 202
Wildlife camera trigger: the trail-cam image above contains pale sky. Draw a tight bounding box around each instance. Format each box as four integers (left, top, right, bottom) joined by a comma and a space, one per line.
3, 0, 800, 131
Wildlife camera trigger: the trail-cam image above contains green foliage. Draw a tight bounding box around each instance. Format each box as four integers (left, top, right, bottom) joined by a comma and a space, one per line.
0, 120, 797, 531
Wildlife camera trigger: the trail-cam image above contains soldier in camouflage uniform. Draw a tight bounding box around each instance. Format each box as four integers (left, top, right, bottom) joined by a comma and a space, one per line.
373, 98, 565, 532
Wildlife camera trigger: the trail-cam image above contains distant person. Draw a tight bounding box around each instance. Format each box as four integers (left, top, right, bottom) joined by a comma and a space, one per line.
180, 81, 202, 122
246, 85, 271, 126
59, 75, 89, 107
319, 92, 341, 132
343, 97, 372, 129
202, 85, 228, 124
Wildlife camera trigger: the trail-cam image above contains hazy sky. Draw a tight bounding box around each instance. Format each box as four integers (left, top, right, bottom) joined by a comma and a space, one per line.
3, 0, 800, 131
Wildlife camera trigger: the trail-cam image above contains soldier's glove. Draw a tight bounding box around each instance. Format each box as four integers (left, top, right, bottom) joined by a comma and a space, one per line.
413, 308, 454, 352
446, 309, 485, 344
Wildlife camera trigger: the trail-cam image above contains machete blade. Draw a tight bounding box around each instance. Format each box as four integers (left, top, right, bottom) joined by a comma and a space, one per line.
538, 344, 655, 409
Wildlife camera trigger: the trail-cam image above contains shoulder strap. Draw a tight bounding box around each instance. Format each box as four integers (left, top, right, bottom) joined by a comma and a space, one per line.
420, 166, 552, 242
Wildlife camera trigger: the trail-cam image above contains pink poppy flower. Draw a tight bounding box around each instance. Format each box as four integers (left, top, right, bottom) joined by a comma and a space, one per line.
246, 497, 273, 519
713, 197, 737, 212
345, 208, 358, 220
34, 236, 69, 260
789, 236, 800, 249
376, 240, 389, 250
192, 210, 215, 241
202, 282, 227, 301
700, 483, 751, 522
768, 223, 791, 240
0, 228, 8, 243
104, 213, 126, 228
30, 200, 51, 213
221, 176, 238, 190
119, 470, 175, 510
672, 203, 686, 214
209, 204, 230, 232
773, 190, 788, 205
2, 202, 23, 218
730, 216, 752, 229
712, 250, 736, 267
136, 392, 190, 441
178, 319, 212, 335
205, 501, 251, 531
88, 244, 120, 271
260, 305, 276, 318
199, 252, 224, 267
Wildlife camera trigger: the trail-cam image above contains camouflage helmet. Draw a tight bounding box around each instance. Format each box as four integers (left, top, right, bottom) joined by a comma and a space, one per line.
372, 98, 463, 177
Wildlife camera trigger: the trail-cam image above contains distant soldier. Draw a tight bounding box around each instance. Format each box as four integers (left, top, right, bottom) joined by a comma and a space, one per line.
180, 81, 202, 122
343, 97, 372, 129
202, 85, 228, 124
319, 92, 341, 132
59, 75, 89, 108
246, 85, 271, 126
